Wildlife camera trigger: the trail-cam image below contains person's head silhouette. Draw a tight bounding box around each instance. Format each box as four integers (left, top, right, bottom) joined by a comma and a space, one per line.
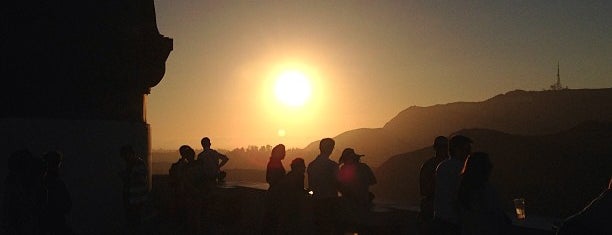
449, 135, 472, 161
461, 152, 492, 184
120, 145, 137, 164
271, 144, 286, 160
201, 137, 211, 150
291, 158, 306, 174
433, 136, 449, 157
340, 148, 362, 165
319, 138, 335, 156
43, 151, 63, 173
179, 145, 195, 162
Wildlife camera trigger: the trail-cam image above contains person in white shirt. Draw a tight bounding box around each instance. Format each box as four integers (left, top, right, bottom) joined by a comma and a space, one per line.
433, 135, 472, 235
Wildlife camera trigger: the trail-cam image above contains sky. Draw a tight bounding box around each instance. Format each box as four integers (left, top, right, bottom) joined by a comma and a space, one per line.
149, 0, 612, 150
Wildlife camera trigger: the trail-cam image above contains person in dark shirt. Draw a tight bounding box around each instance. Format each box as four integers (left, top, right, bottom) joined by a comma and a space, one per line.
338, 148, 376, 208
338, 148, 376, 232
178, 145, 204, 235
3, 149, 46, 235
263, 144, 287, 234
457, 152, 510, 235
279, 158, 307, 234
307, 138, 340, 235
42, 151, 73, 235
418, 136, 449, 235
120, 145, 148, 229
197, 137, 229, 185
266, 144, 287, 189
168, 145, 192, 223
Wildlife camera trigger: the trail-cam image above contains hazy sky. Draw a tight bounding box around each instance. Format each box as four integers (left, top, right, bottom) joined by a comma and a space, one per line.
150, 0, 611, 150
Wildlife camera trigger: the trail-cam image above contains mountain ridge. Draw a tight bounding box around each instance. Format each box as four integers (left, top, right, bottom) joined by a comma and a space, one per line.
304, 88, 612, 166
372, 121, 612, 218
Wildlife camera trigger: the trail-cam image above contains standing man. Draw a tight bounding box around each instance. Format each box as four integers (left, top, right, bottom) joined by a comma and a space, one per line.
433, 135, 472, 235
418, 136, 449, 235
196, 137, 228, 232
42, 151, 73, 234
307, 138, 339, 235
197, 137, 229, 184
120, 145, 148, 229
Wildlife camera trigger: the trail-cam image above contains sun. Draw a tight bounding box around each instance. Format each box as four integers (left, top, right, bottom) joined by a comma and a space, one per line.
274, 70, 312, 107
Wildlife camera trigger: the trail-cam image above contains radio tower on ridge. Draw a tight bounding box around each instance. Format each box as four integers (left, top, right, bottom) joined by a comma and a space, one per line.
549, 61, 567, 91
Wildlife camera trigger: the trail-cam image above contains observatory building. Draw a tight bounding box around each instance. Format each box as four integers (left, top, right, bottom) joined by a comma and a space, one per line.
1, 1, 172, 233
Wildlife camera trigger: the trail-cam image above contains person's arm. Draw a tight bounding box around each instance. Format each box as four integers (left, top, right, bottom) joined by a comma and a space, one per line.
266, 162, 272, 184
419, 160, 433, 197
128, 162, 148, 205
333, 163, 341, 195
59, 181, 72, 215
366, 165, 377, 185
218, 153, 229, 168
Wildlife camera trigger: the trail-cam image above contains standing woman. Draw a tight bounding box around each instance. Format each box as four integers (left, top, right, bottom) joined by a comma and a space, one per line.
266, 144, 287, 189
263, 144, 287, 234
458, 152, 510, 235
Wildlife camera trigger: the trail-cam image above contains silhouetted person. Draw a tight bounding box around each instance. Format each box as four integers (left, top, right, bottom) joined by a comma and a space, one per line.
263, 144, 287, 234
337, 148, 376, 232
120, 145, 148, 229
418, 136, 449, 235
279, 158, 307, 235
177, 145, 204, 235
433, 135, 472, 235
197, 137, 229, 185
41, 151, 73, 235
3, 149, 46, 235
338, 148, 376, 208
457, 152, 510, 235
307, 138, 340, 235
266, 144, 287, 189
557, 177, 612, 235
168, 145, 192, 223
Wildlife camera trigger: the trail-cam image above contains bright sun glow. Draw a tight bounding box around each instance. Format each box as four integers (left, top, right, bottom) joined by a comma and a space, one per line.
274, 70, 312, 107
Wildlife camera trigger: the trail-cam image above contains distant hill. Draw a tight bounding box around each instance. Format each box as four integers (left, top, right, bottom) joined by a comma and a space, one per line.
372, 121, 612, 218
302, 128, 410, 166
305, 88, 612, 166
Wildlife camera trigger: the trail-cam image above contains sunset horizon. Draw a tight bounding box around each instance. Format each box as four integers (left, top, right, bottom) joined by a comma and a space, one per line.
149, 1, 612, 150
2, 1, 611, 234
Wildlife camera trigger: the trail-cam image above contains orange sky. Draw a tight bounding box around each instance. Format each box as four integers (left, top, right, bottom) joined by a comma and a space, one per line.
149, 1, 612, 150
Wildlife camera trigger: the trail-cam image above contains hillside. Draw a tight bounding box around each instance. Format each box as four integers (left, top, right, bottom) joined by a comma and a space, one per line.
372, 121, 612, 218
305, 88, 612, 167
302, 128, 410, 166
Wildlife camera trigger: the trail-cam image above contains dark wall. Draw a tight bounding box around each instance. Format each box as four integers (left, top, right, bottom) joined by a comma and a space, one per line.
1, 0, 172, 122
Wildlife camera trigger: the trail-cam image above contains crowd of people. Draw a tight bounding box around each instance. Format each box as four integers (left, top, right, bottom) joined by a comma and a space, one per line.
167, 137, 377, 234
3, 134, 609, 235
417, 135, 611, 235
166, 137, 229, 234
262, 138, 377, 234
